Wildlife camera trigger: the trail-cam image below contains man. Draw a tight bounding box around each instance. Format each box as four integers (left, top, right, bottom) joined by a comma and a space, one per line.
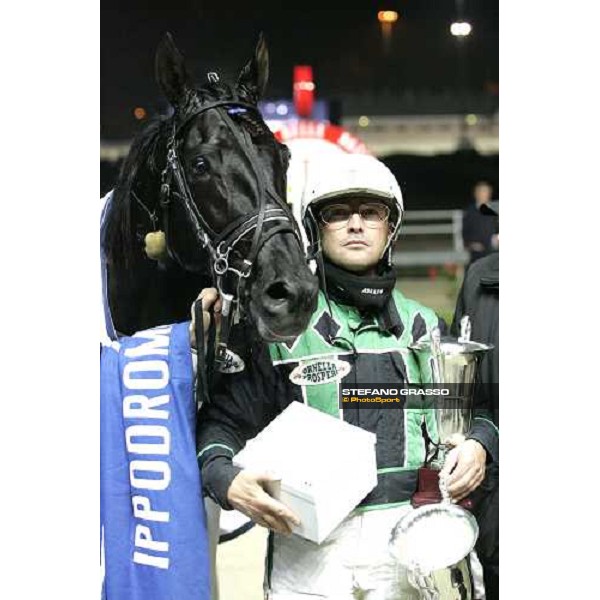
462, 181, 498, 265
196, 154, 496, 599
452, 200, 499, 600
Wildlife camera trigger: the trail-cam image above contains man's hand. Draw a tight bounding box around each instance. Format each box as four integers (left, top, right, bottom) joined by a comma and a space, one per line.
189, 288, 222, 349
440, 439, 487, 502
227, 471, 301, 535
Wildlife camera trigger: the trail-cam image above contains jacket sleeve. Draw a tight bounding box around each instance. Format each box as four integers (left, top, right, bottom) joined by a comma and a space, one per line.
196, 342, 285, 509
467, 381, 499, 464
451, 272, 499, 464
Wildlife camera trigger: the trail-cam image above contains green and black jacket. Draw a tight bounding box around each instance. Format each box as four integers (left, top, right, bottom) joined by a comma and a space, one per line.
197, 289, 497, 511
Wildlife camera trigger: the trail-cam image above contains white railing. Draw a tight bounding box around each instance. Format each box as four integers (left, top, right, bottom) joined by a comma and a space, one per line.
393, 210, 468, 267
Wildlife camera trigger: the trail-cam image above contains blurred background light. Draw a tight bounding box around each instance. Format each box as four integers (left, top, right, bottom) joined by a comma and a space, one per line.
450, 21, 472, 37
378, 11, 399, 23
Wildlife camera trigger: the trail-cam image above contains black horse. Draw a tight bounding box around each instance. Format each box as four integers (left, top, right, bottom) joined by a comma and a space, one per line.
103, 33, 318, 344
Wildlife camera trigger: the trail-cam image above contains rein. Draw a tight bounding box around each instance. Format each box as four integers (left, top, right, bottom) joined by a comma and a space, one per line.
157, 96, 300, 368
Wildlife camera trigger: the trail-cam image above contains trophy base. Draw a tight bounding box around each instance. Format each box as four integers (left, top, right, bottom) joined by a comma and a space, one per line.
411, 467, 473, 511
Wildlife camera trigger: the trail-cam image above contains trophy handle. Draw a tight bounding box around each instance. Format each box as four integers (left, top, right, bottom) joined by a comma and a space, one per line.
458, 315, 471, 343
429, 328, 445, 383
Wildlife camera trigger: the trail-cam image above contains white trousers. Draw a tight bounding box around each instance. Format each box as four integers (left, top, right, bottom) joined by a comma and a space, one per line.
206, 499, 481, 600
267, 504, 421, 600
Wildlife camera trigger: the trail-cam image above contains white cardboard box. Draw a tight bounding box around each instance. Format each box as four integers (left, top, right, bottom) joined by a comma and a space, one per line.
233, 402, 377, 544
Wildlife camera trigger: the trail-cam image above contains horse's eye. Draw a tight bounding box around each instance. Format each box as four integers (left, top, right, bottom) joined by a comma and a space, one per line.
194, 156, 207, 175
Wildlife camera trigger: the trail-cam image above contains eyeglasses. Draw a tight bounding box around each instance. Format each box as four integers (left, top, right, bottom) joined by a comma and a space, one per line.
319, 202, 391, 229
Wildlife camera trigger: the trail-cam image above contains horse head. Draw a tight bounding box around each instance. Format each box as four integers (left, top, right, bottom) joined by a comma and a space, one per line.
105, 33, 318, 342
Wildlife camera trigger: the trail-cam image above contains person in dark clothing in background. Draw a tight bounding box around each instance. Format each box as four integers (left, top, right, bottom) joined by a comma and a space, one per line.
462, 181, 499, 265
452, 199, 499, 600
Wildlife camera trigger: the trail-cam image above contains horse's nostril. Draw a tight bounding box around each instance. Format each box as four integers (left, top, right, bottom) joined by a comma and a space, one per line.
265, 281, 290, 302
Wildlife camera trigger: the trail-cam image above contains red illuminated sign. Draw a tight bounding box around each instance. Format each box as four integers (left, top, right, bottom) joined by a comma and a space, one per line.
293, 65, 315, 119
274, 120, 369, 154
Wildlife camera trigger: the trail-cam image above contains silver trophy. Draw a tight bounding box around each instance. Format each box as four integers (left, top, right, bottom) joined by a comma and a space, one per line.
409, 316, 494, 469
389, 502, 479, 600
390, 316, 493, 599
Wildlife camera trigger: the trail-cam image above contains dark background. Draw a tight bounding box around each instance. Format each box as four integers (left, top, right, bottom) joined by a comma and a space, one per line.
101, 2, 499, 208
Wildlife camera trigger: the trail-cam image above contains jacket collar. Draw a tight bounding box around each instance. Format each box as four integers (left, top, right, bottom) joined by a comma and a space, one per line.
376, 296, 404, 337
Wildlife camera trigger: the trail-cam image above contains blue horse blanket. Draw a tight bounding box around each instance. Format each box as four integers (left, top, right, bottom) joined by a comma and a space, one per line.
100, 322, 210, 600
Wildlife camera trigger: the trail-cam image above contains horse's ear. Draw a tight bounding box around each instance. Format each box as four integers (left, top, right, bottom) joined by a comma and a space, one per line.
237, 32, 269, 101
155, 32, 192, 107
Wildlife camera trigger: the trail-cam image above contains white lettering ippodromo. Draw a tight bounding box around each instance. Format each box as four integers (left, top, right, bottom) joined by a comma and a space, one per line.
341, 388, 450, 396
122, 325, 172, 570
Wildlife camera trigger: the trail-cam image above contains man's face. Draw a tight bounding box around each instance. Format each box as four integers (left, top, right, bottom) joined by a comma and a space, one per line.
318, 198, 392, 273
474, 182, 493, 205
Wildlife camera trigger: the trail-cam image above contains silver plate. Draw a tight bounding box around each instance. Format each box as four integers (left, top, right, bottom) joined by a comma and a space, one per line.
389, 503, 479, 572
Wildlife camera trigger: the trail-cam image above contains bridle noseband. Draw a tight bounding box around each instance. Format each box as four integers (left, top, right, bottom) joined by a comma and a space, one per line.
157, 96, 301, 367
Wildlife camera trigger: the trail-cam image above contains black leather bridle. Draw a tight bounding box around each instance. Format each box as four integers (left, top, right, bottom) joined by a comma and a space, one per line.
157, 94, 301, 369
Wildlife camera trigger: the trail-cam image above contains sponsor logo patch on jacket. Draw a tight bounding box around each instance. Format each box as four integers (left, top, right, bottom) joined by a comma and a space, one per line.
361, 287, 384, 295
289, 358, 351, 386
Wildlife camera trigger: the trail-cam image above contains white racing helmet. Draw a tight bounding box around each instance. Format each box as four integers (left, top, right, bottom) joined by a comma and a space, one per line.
301, 153, 404, 265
